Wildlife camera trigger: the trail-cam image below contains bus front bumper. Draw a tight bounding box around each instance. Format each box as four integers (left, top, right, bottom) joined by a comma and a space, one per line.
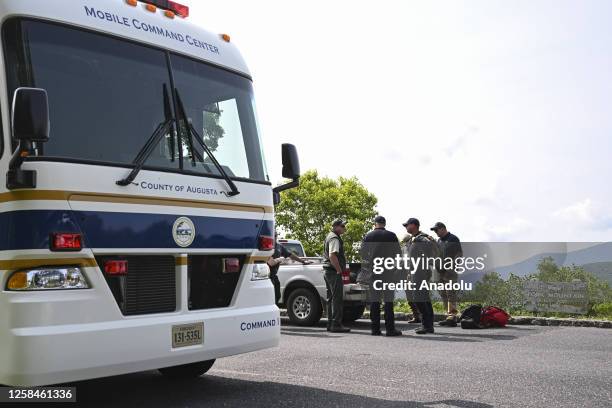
0, 305, 280, 387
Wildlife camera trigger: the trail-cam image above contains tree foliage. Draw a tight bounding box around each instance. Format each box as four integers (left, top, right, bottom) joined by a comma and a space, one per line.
275, 170, 378, 260
202, 104, 225, 152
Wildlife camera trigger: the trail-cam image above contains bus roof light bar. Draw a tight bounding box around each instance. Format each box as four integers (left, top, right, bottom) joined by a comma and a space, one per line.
140, 0, 190, 18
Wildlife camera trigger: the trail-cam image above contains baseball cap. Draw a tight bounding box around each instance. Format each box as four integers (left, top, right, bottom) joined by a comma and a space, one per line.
402, 218, 420, 227
374, 215, 386, 225
332, 218, 346, 227
430, 222, 446, 231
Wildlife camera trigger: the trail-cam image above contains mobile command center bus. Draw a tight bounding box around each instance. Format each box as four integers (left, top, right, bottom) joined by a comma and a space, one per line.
0, 0, 301, 386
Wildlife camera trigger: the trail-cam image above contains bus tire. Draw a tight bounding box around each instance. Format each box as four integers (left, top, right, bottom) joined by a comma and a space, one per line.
286, 288, 322, 326
159, 359, 216, 379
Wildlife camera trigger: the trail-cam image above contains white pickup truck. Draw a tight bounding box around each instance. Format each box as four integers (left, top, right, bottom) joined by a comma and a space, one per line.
276, 239, 367, 326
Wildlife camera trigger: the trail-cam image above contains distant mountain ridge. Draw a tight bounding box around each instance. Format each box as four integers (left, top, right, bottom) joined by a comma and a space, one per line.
460, 242, 612, 284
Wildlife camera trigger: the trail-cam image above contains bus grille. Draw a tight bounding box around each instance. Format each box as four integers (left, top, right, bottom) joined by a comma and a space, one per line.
97, 255, 176, 315
188, 255, 245, 310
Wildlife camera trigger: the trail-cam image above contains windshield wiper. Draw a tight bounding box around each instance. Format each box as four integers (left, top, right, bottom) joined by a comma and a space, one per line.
116, 84, 174, 186
175, 89, 240, 197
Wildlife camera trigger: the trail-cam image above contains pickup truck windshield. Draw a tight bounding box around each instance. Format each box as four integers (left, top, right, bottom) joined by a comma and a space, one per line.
280, 242, 305, 257
3, 19, 269, 182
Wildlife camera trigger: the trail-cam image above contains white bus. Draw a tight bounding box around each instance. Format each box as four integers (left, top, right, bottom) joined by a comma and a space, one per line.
0, 0, 300, 386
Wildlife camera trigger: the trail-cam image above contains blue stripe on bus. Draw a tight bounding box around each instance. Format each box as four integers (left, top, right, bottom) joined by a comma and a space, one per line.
0, 210, 273, 250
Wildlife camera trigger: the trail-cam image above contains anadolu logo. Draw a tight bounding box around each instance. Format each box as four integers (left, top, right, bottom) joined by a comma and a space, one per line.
172, 217, 196, 248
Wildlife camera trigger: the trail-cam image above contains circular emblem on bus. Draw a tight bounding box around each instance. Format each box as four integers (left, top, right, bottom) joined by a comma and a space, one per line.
172, 217, 196, 247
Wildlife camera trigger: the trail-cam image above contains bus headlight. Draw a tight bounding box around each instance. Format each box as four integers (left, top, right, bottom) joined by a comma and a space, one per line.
7, 267, 89, 290
251, 263, 270, 281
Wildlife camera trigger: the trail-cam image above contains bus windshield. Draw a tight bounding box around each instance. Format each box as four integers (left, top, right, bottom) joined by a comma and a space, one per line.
3, 19, 269, 182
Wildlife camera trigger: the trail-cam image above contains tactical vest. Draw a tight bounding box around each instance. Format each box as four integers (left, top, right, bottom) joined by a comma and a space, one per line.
323, 232, 346, 272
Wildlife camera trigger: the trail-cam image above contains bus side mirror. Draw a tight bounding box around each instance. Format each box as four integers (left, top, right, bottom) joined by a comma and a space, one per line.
281, 143, 300, 180
273, 144, 301, 203
12, 87, 50, 142
6, 88, 50, 189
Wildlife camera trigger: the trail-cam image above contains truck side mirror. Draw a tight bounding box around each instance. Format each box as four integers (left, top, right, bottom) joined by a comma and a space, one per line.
281, 143, 300, 180
273, 144, 301, 201
6, 88, 50, 189
12, 87, 50, 142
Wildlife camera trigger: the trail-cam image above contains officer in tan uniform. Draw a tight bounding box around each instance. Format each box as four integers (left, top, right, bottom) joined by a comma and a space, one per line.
431, 222, 463, 327
401, 234, 422, 324
403, 218, 438, 334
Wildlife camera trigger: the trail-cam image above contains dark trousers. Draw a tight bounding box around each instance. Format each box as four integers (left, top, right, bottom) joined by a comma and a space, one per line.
270, 273, 281, 305
324, 270, 343, 327
413, 270, 434, 329
370, 301, 395, 332
416, 301, 434, 329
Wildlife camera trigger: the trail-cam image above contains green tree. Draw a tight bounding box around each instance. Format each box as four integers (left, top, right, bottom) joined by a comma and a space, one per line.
275, 170, 378, 261
202, 103, 225, 152
179, 104, 225, 162
464, 272, 510, 307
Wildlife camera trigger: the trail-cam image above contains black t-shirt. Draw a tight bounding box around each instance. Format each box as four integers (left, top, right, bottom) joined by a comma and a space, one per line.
439, 232, 462, 260
360, 227, 402, 284
270, 243, 292, 276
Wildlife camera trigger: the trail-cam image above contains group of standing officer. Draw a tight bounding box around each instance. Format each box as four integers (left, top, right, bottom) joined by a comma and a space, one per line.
271, 215, 462, 336
323, 216, 462, 336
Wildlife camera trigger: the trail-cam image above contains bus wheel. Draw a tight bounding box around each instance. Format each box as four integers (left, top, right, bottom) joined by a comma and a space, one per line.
159, 359, 216, 379
287, 288, 322, 326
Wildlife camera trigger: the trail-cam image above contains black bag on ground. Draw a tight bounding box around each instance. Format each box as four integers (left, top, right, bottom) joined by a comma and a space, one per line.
459, 304, 483, 329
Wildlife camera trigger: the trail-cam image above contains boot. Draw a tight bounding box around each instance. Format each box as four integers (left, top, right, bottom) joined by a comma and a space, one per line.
438, 315, 458, 327
415, 327, 434, 334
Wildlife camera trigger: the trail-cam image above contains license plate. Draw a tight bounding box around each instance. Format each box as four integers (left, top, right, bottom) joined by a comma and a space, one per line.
172, 322, 204, 348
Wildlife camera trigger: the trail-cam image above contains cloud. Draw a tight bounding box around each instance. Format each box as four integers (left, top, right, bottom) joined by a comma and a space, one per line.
553, 199, 612, 232
482, 217, 532, 241
553, 198, 594, 223
443, 126, 477, 158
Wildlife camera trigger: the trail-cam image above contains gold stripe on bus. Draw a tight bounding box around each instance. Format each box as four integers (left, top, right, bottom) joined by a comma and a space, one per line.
247, 256, 270, 263
175, 257, 188, 266
0, 258, 98, 270
0, 190, 273, 213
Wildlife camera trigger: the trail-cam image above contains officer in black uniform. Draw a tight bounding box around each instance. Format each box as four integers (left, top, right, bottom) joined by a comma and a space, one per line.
359, 216, 402, 336
322, 219, 351, 333
267, 232, 312, 305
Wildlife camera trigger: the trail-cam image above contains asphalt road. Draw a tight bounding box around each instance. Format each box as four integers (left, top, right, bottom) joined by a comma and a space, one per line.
70, 319, 611, 408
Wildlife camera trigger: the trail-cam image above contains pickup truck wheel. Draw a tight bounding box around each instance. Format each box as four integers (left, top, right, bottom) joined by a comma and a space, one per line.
286, 288, 322, 326
159, 359, 215, 379
343, 304, 366, 323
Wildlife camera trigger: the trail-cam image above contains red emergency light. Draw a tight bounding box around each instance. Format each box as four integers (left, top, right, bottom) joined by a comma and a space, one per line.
139, 0, 190, 18
104, 260, 128, 276
50, 233, 82, 251
259, 235, 275, 251
223, 258, 241, 274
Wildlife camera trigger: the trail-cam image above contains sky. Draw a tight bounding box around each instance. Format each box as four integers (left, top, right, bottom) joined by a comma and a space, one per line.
190, 0, 612, 242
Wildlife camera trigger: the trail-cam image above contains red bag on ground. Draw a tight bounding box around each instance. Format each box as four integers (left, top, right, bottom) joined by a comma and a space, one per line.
480, 306, 510, 328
